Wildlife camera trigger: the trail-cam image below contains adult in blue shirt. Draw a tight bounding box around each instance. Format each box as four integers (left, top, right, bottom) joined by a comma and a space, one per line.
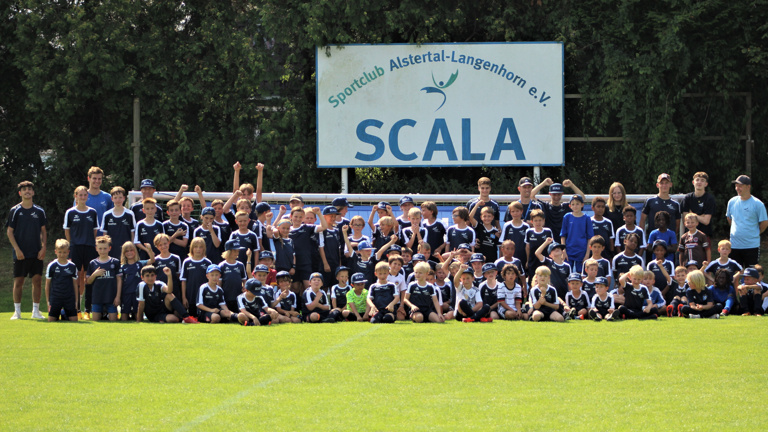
726, 175, 768, 267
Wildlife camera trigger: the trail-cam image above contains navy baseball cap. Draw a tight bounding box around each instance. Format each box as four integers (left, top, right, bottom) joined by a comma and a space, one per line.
744, 268, 760, 279
399, 196, 414, 206
259, 250, 275, 260
224, 239, 240, 251
470, 253, 485, 263
140, 179, 156, 189
332, 197, 353, 208
357, 241, 373, 250
567, 273, 582, 282
275, 270, 291, 280
652, 239, 668, 249
245, 278, 262, 294
253, 264, 269, 274
412, 254, 426, 262
351, 273, 367, 284
201, 207, 215, 217
335, 266, 349, 276
309, 272, 324, 282
549, 183, 564, 193
377, 201, 390, 210
519, 177, 533, 186
461, 268, 475, 276
569, 194, 584, 203
457, 243, 471, 251
254, 202, 271, 214
322, 206, 339, 215
206, 264, 221, 274
657, 173, 672, 183
732, 175, 751, 185
685, 260, 699, 268
595, 276, 608, 286
547, 242, 566, 254
387, 245, 402, 254
289, 194, 304, 204
482, 263, 497, 273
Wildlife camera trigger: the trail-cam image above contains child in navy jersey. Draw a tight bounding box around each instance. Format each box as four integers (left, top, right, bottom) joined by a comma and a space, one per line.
45, 239, 78, 321
119, 241, 154, 321
64, 185, 99, 319
134, 197, 164, 261
100, 186, 135, 260
86, 236, 122, 321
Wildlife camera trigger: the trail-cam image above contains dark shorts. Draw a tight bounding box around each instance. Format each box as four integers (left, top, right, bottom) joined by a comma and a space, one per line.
293, 266, 312, 283
13, 258, 44, 278
146, 311, 174, 323
70, 244, 98, 270
304, 309, 329, 322
731, 248, 760, 269
533, 306, 558, 321
92, 303, 118, 314
48, 297, 77, 319
410, 307, 436, 320
225, 300, 239, 313
121, 293, 139, 316
197, 310, 219, 322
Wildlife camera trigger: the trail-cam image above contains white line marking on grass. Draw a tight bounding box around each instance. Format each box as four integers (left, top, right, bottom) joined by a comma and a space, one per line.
175, 325, 381, 431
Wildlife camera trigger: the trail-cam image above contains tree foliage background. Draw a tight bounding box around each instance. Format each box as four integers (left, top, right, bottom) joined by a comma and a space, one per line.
2, 0, 767, 236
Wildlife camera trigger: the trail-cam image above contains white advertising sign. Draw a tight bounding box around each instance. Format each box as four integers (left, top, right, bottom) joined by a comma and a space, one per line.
316, 43, 564, 167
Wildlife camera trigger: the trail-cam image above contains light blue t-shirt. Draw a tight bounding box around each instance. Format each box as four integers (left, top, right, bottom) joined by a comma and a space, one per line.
726, 195, 768, 249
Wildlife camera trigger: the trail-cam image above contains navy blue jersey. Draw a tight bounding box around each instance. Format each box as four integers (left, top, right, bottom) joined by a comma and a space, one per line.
181, 216, 200, 233
219, 260, 246, 302
615, 225, 647, 252
612, 253, 645, 280
494, 257, 525, 282
196, 284, 226, 310
274, 290, 297, 312
704, 259, 742, 280
371, 225, 396, 252
134, 219, 164, 258
478, 281, 499, 308
395, 215, 411, 231
401, 226, 427, 248
120, 260, 149, 295
154, 254, 181, 297
540, 257, 571, 299
582, 257, 612, 280
302, 289, 330, 313
565, 290, 591, 310
331, 284, 351, 309
254, 283, 276, 307
467, 198, 501, 223
623, 284, 651, 310
319, 228, 343, 269
271, 236, 295, 272
63, 207, 98, 246
192, 225, 221, 264
348, 253, 375, 288
590, 218, 615, 252
581, 278, 597, 299
436, 281, 453, 306
524, 227, 553, 266
537, 200, 571, 240
237, 292, 269, 315
499, 220, 529, 264
647, 260, 674, 290
473, 274, 486, 288
179, 257, 212, 301
87, 257, 122, 305
46, 260, 77, 300
130, 201, 165, 223
446, 225, 476, 251
422, 219, 447, 256
591, 292, 615, 311
137, 281, 169, 316
669, 280, 687, 298
681, 192, 716, 238
685, 288, 713, 306
368, 282, 399, 310
6, 203, 47, 260
213, 219, 231, 252
289, 224, 318, 268
229, 230, 259, 267
529, 285, 559, 306
100, 209, 136, 259
473, 223, 500, 263
642, 196, 681, 232
407, 281, 437, 310
163, 220, 190, 258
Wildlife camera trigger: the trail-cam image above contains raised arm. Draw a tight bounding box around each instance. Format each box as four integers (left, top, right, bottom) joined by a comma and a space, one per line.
255, 163, 264, 203
531, 178, 553, 200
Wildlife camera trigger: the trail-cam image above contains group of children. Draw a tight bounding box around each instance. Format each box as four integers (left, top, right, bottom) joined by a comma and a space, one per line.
8, 165, 767, 323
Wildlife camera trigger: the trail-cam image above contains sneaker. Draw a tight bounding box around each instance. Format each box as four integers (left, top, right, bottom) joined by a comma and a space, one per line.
242, 320, 252, 326
742, 312, 752, 316
479, 317, 493, 323
721, 309, 729, 316
182, 316, 199, 324
666, 305, 674, 317
594, 316, 602, 322
77, 312, 83, 320
31, 310, 45, 319
321, 317, 337, 323
689, 314, 701, 319
81, 312, 90, 321
462, 318, 475, 323
708, 314, 719, 319
10, 311, 21, 320
605, 314, 614, 322
677, 304, 685, 317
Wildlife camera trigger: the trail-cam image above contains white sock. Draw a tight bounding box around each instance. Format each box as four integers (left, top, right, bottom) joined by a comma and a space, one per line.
33, 303, 40, 312
14, 303, 21, 313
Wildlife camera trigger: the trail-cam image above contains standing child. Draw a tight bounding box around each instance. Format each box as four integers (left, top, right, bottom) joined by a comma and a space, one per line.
467, 177, 501, 228
342, 231, 376, 289
179, 237, 211, 316
100, 186, 136, 260
564, 273, 590, 320
612, 233, 645, 283
588, 277, 615, 321
404, 262, 443, 323
319, 206, 344, 287
219, 240, 247, 312
641, 173, 682, 237
228, 211, 259, 269
152, 234, 182, 300
120, 241, 155, 321
302, 273, 334, 323
584, 236, 612, 286
237, 279, 273, 326
86, 235, 122, 321
496, 264, 523, 320
531, 179, 586, 239
534, 238, 572, 299
289, 206, 328, 292
470, 205, 501, 263
678, 213, 711, 269
524, 209, 553, 283
647, 240, 674, 293
396, 196, 415, 231
346, 272, 371, 321
196, 264, 238, 323
344, 215, 370, 257
559, 194, 593, 273
581, 259, 600, 299
704, 240, 742, 285
192, 207, 222, 264
529, 266, 565, 322
401, 208, 427, 252
163, 200, 190, 259
680, 270, 719, 318
499, 201, 530, 266
615, 205, 647, 254
133, 197, 164, 260
64, 185, 99, 319
646, 211, 677, 263
130, 179, 165, 222
7, 181, 48, 320
421, 201, 447, 261
590, 197, 615, 258
445, 207, 476, 253
681, 172, 716, 241
367, 262, 400, 323
45, 239, 78, 321
272, 217, 296, 275
137, 266, 197, 323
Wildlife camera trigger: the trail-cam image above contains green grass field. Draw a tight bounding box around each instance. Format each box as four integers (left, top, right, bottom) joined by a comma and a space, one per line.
2, 240, 768, 430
